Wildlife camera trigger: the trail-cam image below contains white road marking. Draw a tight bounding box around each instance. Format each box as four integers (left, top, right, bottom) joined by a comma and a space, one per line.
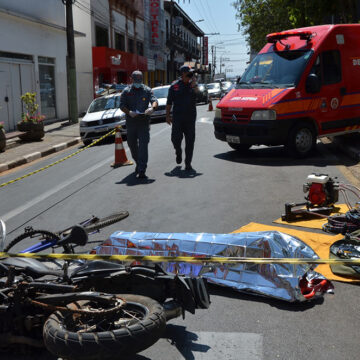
1, 126, 170, 221
176, 332, 263, 360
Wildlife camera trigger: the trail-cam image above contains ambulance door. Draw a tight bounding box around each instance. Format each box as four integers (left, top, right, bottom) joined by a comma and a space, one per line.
314, 50, 345, 134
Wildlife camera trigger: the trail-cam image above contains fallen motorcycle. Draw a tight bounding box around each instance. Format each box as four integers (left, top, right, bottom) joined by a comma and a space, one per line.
0, 220, 210, 360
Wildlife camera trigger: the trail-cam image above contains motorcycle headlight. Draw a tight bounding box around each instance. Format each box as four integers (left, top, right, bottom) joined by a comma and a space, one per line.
80, 120, 87, 127
251, 110, 276, 121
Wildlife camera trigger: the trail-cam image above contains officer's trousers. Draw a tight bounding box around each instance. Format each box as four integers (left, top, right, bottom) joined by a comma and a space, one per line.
171, 117, 196, 166
126, 117, 150, 172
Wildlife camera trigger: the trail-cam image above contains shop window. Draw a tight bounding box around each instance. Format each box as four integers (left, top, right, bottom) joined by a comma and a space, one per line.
137, 41, 144, 56
115, 32, 125, 51
38, 57, 56, 119
95, 25, 109, 47
128, 38, 134, 53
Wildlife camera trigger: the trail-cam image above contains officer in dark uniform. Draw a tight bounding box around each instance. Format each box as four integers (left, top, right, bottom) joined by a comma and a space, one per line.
120, 71, 158, 179
166, 65, 198, 171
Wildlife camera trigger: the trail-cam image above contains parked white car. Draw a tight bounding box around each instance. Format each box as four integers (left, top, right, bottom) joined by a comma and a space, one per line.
151, 85, 171, 120
206, 82, 222, 99
80, 94, 126, 146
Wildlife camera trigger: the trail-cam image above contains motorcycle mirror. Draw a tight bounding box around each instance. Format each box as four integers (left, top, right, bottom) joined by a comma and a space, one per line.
0, 219, 6, 251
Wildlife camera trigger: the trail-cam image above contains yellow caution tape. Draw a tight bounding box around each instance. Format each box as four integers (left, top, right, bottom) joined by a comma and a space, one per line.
0, 129, 116, 188
0, 252, 359, 265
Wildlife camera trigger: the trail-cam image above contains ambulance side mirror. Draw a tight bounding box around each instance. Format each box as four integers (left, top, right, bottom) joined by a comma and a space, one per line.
306, 74, 321, 94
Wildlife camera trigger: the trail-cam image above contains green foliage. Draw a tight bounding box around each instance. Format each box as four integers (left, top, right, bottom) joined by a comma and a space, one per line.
20, 92, 45, 124
0, 122, 4, 131
233, 0, 359, 52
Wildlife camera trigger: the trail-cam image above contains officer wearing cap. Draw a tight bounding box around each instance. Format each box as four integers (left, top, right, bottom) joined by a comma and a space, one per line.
166, 65, 199, 171
120, 70, 158, 179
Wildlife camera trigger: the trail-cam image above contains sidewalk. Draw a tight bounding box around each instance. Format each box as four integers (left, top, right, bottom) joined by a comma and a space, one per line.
0, 121, 81, 173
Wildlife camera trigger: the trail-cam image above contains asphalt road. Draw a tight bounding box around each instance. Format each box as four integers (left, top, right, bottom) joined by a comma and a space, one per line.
0, 103, 359, 360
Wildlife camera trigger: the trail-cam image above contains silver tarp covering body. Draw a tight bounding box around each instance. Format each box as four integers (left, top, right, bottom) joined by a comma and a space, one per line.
93, 230, 326, 302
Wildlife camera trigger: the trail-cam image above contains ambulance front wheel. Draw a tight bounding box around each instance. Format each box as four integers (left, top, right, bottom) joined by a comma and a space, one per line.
286, 122, 316, 158
228, 143, 251, 152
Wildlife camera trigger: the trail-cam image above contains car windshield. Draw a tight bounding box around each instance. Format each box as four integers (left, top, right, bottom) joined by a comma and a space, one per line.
238, 50, 313, 89
153, 87, 169, 99
88, 96, 121, 113
207, 83, 220, 89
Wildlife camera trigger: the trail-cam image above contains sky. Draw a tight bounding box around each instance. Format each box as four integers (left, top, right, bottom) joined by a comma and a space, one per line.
175, 0, 249, 78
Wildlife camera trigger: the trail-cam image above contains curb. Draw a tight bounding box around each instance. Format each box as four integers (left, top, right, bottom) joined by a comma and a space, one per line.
0, 137, 81, 174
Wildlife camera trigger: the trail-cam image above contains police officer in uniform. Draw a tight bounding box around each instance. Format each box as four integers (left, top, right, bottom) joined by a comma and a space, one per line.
166, 65, 198, 171
120, 71, 158, 179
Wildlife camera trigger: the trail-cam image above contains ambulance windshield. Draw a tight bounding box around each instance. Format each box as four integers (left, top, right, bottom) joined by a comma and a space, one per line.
238, 50, 313, 89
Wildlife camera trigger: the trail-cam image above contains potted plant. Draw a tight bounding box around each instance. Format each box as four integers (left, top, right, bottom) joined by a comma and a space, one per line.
17, 92, 45, 141
0, 122, 5, 152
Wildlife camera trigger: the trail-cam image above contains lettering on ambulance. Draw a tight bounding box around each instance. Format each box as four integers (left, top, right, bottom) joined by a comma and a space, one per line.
229, 96, 257, 101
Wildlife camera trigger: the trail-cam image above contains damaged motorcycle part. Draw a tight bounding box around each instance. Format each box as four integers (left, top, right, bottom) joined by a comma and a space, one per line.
43, 294, 166, 360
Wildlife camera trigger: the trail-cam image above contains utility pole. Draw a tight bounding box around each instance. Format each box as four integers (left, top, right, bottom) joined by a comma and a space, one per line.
63, 0, 78, 124
169, 0, 174, 82
211, 45, 214, 80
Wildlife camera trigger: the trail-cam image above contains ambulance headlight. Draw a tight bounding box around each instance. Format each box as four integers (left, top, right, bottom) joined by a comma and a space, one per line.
251, 110, 276, 120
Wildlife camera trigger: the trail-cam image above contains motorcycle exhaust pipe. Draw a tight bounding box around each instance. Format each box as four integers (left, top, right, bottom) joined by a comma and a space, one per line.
163, 300, 182, 321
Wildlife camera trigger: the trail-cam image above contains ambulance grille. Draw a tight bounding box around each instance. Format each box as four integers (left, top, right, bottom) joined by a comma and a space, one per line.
222, 110, 250, 123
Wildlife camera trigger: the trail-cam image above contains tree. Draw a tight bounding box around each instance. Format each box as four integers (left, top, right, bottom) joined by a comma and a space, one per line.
233, 0, 360, 52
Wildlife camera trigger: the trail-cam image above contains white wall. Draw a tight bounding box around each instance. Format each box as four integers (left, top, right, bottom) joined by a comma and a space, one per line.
0, 11, 68, 123
0, 0, 65, 27
73, 0, 93, 112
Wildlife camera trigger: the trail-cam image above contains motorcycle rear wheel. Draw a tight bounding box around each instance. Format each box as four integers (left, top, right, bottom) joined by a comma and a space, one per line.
43, 294, 166, 360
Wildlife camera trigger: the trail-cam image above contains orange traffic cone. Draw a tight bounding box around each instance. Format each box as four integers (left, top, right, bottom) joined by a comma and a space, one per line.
208, 99, 213, 111
111, 126, 133, 168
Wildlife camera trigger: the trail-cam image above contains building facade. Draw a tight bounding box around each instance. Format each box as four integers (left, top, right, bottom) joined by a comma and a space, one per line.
0, 0, 76, 131
164, 0, 205, 82
144, 0, 166, 87
85, 0, 147, 96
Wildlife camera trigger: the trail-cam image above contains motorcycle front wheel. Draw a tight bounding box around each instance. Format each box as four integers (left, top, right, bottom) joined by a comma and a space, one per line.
43, 294, 166, 360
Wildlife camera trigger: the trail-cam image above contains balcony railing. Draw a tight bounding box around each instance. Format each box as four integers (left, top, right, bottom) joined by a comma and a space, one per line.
166, 33, 201, 59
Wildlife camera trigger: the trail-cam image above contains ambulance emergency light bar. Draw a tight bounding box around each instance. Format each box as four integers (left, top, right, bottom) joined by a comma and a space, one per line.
266, 30, 313, 43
